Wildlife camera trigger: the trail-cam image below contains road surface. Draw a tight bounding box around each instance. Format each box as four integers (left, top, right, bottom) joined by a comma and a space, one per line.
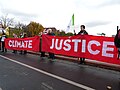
0, 51, 119, 90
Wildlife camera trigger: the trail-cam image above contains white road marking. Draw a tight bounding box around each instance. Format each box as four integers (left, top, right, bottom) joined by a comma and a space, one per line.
0, 55, 95, 90
41, 82, 53, 90
0, 88, 2, 90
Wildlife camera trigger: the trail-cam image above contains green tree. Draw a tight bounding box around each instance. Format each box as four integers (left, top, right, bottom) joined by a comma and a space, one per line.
66, 32, 74, 36
27, 21, 44, 37
59, 30, 66, 36
54, 30, 60, 36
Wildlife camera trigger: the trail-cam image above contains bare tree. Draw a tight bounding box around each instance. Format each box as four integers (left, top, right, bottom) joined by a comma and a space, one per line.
15, 22, 24, 30
0, 14, 14, 28
14, 22, 27, 36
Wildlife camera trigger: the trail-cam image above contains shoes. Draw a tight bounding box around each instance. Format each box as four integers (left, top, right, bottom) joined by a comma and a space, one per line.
19, 52, 22, 54
49, 59, 54, 63
41, 57, 45, 60
79, 61, 86, 64
23, 53, 27, 55
12, 51, 15, 53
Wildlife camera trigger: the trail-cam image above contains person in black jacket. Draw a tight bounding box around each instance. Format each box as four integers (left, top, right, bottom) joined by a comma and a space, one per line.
23, 33, 27, 54
19, 33, 27, 54
47, 29, 55, 61
74, 25, 88, 64
40, 32, 46, 60
12, 33, 18, 53
114, 29, 120, 59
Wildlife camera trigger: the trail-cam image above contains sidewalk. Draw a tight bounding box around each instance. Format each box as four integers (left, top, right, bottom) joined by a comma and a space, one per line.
28, 51, 120, 72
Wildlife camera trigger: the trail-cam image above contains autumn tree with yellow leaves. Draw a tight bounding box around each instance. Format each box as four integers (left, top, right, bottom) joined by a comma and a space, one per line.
27, 21, 44, 37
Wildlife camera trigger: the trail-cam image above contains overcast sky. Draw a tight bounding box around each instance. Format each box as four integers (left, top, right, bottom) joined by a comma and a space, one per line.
0, 0, 120, 36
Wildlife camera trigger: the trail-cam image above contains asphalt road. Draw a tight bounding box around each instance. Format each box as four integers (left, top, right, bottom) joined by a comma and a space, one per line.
0, 51, 120, 90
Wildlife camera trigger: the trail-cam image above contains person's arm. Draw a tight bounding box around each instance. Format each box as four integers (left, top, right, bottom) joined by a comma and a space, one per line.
77, 31, 82, 35
5, 35, 7, 38
84, 30, 88, 35
74, 30, 76, 35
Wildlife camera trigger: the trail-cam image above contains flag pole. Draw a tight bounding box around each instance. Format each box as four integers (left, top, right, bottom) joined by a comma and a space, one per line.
72, 13, 74, 33
66, 13, 74, 33
117, 26, 119, 33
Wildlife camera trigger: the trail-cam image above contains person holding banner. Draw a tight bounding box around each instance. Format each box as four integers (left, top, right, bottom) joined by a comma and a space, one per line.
74, 25, 88, 64
114, 29, 120, 59
40, 31, 46, 60
12, 33, 18, 53
19, 33, 23, 54
0, 23, 6, 51
47, 29, 55, 61
1, 32, 7, 52
23, 33, 27, 54
19, 33, 27, 54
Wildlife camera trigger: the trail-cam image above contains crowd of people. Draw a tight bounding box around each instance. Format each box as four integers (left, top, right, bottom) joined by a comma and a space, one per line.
0, 22, 90, 64
0, 23, 28, 55
40, 25, 88, 64
40, 29, 55, 62
0, 23, 7, 52
1, 22, 120, 65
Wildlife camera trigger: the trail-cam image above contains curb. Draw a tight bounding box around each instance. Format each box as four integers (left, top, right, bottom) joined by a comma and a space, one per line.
28, 51, 120, 72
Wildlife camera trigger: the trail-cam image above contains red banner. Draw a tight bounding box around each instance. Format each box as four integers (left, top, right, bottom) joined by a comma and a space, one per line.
42, 35, 120, 65
5, 36, 40, 52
